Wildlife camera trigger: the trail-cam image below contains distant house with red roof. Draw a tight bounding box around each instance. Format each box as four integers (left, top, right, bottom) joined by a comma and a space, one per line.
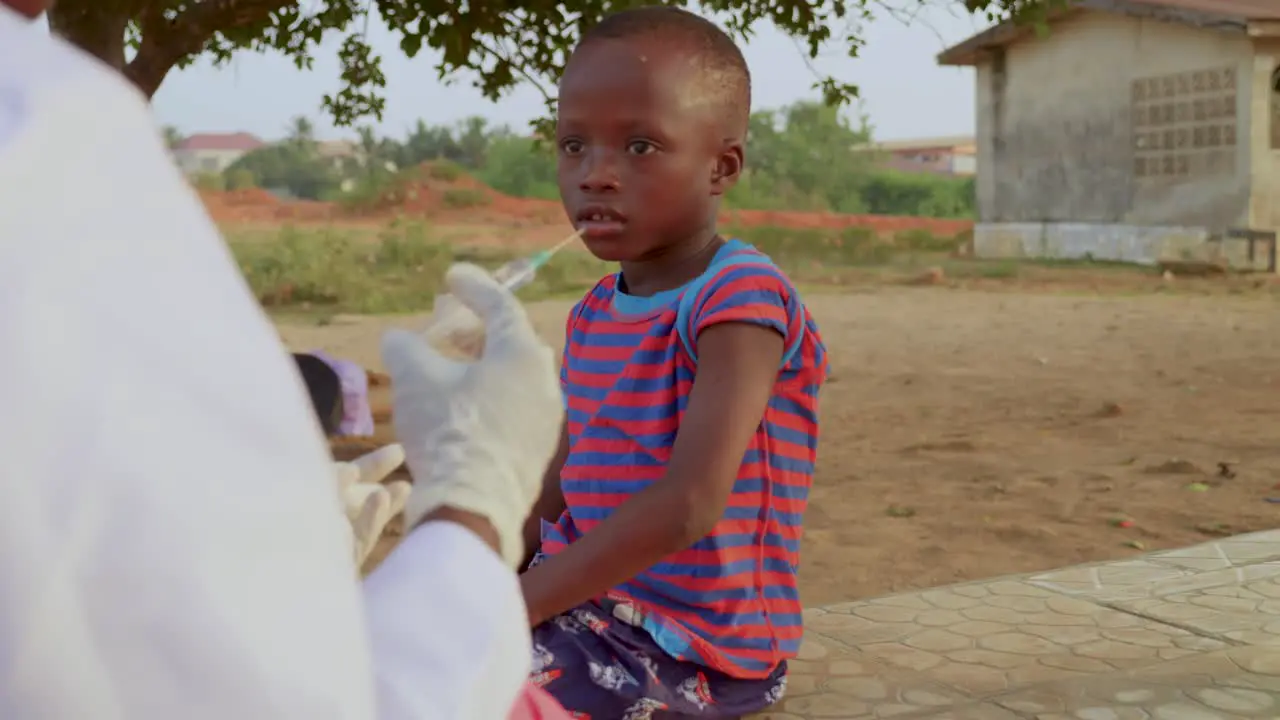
171, 132, 265, 176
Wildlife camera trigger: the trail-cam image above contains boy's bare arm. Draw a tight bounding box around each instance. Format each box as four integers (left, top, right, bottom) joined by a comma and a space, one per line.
519, 421, 570, 569
520, 323, 783, 626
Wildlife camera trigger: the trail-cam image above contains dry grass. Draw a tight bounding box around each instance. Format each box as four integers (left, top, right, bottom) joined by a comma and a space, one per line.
229, 219, 1280, 322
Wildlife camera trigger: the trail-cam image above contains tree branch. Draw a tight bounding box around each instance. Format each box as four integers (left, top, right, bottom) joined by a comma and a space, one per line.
124, 0, 296, 98
48, 2, 140, 70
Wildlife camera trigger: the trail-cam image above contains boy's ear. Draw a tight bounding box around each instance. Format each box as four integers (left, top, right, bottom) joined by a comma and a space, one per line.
710, 141, 744, 196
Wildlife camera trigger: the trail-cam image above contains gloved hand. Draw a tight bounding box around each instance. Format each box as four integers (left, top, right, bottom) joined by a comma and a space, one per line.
381, 263, 564, 568
334, 443, 412, 569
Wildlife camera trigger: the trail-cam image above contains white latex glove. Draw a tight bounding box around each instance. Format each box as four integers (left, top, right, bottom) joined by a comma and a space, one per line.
334, 443, 412, 568
381, 263, 564, 568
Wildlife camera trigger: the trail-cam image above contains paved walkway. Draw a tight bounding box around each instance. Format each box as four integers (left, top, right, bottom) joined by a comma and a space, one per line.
753, 529, 1280, 719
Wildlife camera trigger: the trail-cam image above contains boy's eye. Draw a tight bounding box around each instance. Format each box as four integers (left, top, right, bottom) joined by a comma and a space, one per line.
560, 139, 584, 155
626, 140, 656, 155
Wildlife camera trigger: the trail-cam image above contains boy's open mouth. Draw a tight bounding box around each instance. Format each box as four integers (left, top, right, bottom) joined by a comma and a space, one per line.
576, 205, 627, 238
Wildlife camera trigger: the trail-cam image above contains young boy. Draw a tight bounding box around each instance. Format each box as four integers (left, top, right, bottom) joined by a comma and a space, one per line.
519, 7, 829, 718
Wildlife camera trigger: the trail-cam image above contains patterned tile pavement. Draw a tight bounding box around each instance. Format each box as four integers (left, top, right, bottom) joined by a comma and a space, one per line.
750, 530, 1280, 719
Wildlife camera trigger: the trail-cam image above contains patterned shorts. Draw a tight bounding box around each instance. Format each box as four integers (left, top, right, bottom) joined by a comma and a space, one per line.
528, 600, 787, 719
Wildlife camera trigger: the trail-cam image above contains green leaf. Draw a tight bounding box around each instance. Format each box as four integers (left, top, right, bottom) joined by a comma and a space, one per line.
400, 32, 423, 58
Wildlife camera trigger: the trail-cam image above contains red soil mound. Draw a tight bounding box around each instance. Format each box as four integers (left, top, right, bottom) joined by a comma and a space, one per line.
201, 165, 973, 237
341, 162, 562, 224
200, 188, 335, 224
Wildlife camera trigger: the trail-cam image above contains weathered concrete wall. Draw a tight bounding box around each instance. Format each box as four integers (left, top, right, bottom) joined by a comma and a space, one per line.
1247, 38, 1280, 230
973, 222, 1274, 271
974, 223, 1205, 263
974, 11, 1255, 227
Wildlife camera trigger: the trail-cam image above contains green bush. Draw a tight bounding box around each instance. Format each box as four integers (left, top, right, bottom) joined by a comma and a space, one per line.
224, 168, 256, 190
227, 142, 340, 200
191, 172, 226, 191
425, 160, 463, 181
442, 187, 489, 209
858, 170, 975, 219
894, 228, 968, 254
227, 223, 607, 314
730, 225, 895, 268
477, 134, 560, 201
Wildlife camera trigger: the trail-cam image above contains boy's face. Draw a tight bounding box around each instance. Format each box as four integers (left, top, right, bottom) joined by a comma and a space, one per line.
556, 36, 743, 263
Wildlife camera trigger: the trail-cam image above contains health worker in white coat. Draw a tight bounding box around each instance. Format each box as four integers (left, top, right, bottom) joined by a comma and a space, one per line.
0, 1, 565, 718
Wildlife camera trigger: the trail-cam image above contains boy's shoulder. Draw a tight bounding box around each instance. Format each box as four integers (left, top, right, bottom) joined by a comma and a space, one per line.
564, 241, 804, 326
679, 241, 822, 369
678, 241, 809, 323
697, 241, 797, 291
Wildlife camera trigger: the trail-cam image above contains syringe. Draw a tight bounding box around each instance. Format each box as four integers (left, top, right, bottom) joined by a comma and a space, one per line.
423, 229, 584, 358
484, 230, 584, 294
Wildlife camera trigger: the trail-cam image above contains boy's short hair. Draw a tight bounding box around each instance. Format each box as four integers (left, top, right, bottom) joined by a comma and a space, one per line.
292, 352, 344, 437
576, 6, 751, 136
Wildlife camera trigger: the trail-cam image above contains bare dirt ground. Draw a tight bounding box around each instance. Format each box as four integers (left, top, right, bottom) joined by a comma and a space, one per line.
282, 285, 1280, 608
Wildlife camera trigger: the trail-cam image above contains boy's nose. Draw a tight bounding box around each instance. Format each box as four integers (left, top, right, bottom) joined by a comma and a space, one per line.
579, 149, 621, 193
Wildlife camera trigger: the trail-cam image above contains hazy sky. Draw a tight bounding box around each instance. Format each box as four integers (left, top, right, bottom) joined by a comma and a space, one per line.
144, 4, 990, 143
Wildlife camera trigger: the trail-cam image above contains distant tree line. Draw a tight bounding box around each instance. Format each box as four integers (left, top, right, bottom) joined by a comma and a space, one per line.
183, 100, 975, 219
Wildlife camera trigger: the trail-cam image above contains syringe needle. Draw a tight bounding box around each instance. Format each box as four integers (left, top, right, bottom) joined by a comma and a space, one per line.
550, 228, 585, 254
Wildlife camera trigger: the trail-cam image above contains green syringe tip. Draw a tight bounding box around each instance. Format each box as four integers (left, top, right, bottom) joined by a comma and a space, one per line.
530, 231, 581, 269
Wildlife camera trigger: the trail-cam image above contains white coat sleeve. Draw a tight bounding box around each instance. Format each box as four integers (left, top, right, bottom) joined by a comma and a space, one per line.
364, 522, 533, 720
0, 27, 376, 720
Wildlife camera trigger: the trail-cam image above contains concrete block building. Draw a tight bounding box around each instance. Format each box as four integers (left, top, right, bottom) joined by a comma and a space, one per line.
939, 0, 1280, 268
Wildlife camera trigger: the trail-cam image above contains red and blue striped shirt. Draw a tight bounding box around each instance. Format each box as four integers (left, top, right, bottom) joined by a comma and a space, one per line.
540, 239, 828, 679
